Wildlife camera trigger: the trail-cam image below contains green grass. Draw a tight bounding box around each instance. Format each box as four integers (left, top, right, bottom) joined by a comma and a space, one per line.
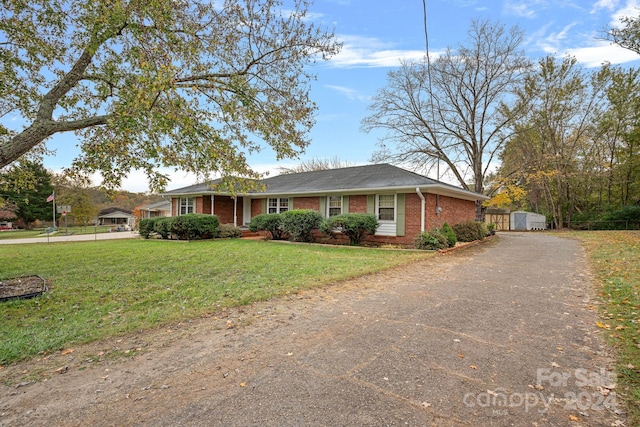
0, 239, 429, 365
0, 229, 43, 239
569, 231, 640, 424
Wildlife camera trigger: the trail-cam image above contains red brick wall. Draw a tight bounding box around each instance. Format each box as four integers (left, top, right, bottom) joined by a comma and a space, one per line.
214, 196, 242, 225
195, 196, 204, 214
425, 193, 476, 229
251, 199, 264, 217
293, 197, 320, 211
349, 195, 367, 213
405, 193, 422, 239
170, 195, 244, 225
237, 192, 477, 246
202, 196, 212, 215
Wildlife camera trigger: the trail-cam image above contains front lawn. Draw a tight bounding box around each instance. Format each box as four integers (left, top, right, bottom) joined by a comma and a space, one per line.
570, 231, 640, 424
0, 239, 429, 365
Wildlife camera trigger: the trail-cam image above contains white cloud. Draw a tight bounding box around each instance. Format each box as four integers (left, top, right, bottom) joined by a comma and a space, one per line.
566, 40, 640, 66
591, 0, 619, 13
609, 0, 640, 27
522, 0, 640, 66
324, 84, 370, 101
529, 21, 579, 54
503, 0, 548, 18
281, 9, 325, 22
328, 35, 429, 68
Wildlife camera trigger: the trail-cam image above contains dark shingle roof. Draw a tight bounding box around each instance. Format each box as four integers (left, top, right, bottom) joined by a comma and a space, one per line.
138, 200, 172, 211
98, 207, 134, 216
162, 178, 223, 195
261, 164, 437, 193
162, 164, 487, 200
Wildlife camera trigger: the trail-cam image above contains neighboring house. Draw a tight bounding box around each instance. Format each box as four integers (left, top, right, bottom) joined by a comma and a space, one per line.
98, 207, 136, 229
138, 200, 171, 218
0, 208, 20, 229
162, 164, 489, 245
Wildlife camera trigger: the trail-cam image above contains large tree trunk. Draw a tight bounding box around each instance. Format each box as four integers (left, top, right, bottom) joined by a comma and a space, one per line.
474, 161, 484, 221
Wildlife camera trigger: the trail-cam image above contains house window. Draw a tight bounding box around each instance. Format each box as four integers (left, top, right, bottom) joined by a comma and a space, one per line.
377, 194, 395, 221
328, 196, 342, 217
179, 197, 195, 215
268, 197, 289, 214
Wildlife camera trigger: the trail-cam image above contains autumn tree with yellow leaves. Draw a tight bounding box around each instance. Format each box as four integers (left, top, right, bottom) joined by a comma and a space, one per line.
0, 0, 340, 191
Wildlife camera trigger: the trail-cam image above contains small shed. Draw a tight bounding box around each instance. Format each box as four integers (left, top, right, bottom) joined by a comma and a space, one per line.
510, 211, 547, 231
485, 209, 510, 231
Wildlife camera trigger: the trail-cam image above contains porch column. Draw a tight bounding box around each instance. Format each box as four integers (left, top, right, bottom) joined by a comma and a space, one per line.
233, 197, 237, 227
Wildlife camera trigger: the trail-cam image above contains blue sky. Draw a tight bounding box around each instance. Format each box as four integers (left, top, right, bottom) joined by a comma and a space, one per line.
39, 0, 640, 192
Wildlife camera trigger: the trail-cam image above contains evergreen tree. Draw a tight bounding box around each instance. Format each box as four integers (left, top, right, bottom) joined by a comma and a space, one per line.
1, 161, 55, 228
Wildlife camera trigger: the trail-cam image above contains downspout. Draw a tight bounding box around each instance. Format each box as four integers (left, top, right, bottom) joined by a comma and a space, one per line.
416, 187, 425, 232
211, 195, 214, 216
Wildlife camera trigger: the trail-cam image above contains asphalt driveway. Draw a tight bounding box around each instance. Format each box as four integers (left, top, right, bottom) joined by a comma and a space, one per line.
1, 233, 623, 426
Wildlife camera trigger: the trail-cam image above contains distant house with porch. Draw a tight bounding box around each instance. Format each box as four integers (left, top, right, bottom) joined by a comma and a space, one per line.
98, 207, 136, 230
162, 164, 489, 245
137, 200, 171, 219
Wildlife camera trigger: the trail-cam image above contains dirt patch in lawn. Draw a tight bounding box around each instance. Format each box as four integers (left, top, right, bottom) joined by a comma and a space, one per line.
0, 276, 47, 301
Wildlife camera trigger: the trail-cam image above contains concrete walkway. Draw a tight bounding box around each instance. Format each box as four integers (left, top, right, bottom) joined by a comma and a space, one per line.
1, 233, 623, 426
0, 230, 139, 244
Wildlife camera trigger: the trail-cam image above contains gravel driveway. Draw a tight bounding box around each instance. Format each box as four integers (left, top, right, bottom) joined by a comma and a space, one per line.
0, 233, 623, 426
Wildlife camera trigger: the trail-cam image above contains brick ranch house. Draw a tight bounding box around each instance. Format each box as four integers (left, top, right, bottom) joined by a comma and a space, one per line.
161, 164, 488, 245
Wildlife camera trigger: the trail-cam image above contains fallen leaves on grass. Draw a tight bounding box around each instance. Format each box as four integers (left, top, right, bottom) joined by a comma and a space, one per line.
597, 321, 611, 330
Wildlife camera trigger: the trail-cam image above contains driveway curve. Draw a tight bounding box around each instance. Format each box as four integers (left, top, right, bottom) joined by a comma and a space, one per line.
1, 233, 623, 426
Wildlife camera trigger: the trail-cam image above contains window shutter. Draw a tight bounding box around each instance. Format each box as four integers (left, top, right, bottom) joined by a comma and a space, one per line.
342, 195, 349, 214
366, 195, 375, 215
396, 193, 406, 236
261, 199, 266, 214
319, 197, 327, 217
289, 197, 294, 210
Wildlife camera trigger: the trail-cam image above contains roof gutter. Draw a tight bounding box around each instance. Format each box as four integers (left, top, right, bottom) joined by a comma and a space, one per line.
416, 187, 425, 233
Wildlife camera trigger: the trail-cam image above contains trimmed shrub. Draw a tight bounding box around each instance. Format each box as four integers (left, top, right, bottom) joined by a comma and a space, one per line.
440, 222, 457, 247
139, 217, 163, 239
217, 223, 243, 239
280, 209, 324, 242
320, 213, 379, 246
155, 217, 174, 239
171, 214, 219, 240
415, 229, 448, 250
452, 221, 487, 242
248, 213, 286, 240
